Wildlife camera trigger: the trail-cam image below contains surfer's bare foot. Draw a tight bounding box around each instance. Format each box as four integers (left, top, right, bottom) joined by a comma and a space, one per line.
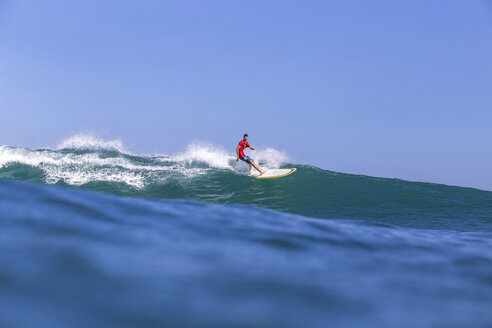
260, 170, 267, 175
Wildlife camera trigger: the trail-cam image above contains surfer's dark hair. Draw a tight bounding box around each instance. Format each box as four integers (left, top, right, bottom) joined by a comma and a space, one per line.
243, 133, 248, 138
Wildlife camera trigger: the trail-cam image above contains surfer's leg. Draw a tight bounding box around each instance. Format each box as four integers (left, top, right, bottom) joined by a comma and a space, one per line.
251, 160, 266, 175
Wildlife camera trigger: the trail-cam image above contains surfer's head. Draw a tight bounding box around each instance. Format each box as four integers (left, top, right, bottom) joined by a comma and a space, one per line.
243, 133, 248, 141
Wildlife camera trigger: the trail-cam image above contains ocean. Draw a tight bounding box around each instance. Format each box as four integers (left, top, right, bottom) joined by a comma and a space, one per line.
1, 136, 491, 328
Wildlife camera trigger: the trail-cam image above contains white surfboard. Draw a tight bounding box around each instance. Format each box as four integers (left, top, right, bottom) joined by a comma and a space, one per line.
249, 168, 296, 179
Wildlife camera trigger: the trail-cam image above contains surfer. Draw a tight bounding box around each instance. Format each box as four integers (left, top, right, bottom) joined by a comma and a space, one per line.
236, 134, 266, 175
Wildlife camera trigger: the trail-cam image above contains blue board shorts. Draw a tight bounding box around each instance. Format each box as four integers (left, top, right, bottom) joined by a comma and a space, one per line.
240, 156, 252, 164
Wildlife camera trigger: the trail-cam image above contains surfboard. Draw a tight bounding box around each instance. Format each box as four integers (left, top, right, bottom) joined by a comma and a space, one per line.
249, 168, 297, 179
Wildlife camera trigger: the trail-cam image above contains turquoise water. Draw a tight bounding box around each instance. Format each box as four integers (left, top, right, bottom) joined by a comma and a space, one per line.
1, 141, 491, 327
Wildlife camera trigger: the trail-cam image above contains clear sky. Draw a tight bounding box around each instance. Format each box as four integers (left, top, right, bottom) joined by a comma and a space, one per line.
0, 1, 491, 190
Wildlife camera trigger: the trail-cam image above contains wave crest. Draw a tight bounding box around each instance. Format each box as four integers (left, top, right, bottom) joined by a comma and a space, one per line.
57, 135, 127, 152
0, 135, 290, 189
252, 147, 289, 169
172, 143, 234, 169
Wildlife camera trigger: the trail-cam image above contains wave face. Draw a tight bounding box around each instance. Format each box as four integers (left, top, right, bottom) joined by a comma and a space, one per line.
1, 136, 492, 327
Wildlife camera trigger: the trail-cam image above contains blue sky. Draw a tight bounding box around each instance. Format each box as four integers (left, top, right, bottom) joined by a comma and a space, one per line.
0, 1, 491, 190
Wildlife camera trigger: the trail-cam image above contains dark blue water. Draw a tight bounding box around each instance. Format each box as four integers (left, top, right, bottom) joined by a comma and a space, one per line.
1, 143, 492, 327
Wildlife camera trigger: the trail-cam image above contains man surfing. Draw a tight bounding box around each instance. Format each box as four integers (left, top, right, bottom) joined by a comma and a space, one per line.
236, 133, 266, 175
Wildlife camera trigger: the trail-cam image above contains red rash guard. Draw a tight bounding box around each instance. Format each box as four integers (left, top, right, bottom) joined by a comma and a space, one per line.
238, 140, 250, 158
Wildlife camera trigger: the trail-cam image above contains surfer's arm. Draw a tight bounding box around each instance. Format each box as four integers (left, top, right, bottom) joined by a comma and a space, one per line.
245, 142, 255, 151
236, 146, 240, 161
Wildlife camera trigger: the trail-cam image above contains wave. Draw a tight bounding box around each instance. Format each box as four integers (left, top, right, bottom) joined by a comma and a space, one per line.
1, 179, 492, 328
57, 134, 128, 152
1, 136, 492, 327
0, 135, 288, 188
1, 135, 492, 232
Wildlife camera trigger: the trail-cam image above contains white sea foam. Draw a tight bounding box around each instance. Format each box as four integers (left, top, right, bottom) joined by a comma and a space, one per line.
45, 166, 146, 188
0, 136, 289, 187
172, 143, 235, 169
0, 145, 203, 188
170, 143, 288, 170
252, 147, 289, 169
57, 134, 127, 152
